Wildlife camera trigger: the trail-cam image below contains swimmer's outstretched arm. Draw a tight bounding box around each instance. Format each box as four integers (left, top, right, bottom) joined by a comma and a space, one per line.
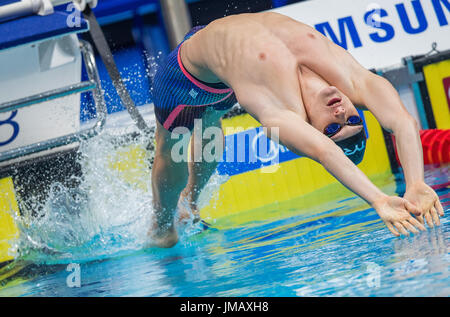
257, 109, 425, 236
294, 29, 444, 227
351, 70, 445, 227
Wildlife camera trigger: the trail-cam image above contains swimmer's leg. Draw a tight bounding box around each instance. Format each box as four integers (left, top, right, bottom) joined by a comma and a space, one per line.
179, 112, 225, 221
150, 120, 189, 247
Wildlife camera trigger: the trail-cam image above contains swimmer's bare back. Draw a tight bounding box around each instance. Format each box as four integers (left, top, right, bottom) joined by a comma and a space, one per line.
180, 12, 361, 122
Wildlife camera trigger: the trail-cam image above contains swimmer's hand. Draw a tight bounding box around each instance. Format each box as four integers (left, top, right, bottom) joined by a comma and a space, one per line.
404, 181, 444, 228
373, 195, 426, 236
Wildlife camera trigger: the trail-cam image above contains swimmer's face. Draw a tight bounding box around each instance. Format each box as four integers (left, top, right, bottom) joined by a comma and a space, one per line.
306, 86, 363, 142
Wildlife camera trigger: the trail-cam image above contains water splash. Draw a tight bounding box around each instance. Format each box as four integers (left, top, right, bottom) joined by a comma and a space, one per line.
5, 124, 225, 265
8, 133, 153, 264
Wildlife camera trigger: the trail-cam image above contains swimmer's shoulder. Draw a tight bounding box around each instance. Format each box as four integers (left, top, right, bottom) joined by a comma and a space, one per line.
204, 12, 310, 39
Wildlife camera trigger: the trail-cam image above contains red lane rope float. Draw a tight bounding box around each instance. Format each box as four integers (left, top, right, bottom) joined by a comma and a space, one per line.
392, 129, 450, 166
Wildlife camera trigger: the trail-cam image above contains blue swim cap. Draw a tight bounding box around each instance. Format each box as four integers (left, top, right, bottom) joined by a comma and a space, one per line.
334, 129, 367, 165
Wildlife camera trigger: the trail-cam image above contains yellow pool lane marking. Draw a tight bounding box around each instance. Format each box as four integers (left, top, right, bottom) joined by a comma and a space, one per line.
107, 144, 152, 192
0, 177, 20, 263
200, 110, 392, 221
423, 60, 450, 129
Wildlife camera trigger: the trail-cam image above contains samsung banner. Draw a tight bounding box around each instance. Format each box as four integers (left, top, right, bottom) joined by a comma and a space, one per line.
272, 0, 450, 69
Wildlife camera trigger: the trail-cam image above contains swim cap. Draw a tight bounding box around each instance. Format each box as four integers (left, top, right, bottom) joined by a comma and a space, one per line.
334, 128, 366, 165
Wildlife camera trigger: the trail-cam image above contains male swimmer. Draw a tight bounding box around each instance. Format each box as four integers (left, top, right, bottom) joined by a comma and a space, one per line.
150, 12, 444, 247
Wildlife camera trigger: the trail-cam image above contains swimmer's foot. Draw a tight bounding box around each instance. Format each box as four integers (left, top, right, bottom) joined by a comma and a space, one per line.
147, 221, 179, 248
177, 190, 201, 225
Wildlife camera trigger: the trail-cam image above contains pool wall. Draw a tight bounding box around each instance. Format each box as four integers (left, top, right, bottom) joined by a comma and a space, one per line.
199, 110, 392, 221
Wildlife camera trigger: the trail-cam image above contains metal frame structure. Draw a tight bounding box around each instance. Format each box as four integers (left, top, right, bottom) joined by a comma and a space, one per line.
159, 0, 192, 50
0, 40, 107, 164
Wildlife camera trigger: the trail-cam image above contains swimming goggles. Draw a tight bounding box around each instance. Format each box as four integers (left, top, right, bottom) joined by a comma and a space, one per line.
324, 115, 363, 137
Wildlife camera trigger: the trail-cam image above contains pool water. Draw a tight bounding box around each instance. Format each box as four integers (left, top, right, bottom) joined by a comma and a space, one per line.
0, 159, 448, 296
